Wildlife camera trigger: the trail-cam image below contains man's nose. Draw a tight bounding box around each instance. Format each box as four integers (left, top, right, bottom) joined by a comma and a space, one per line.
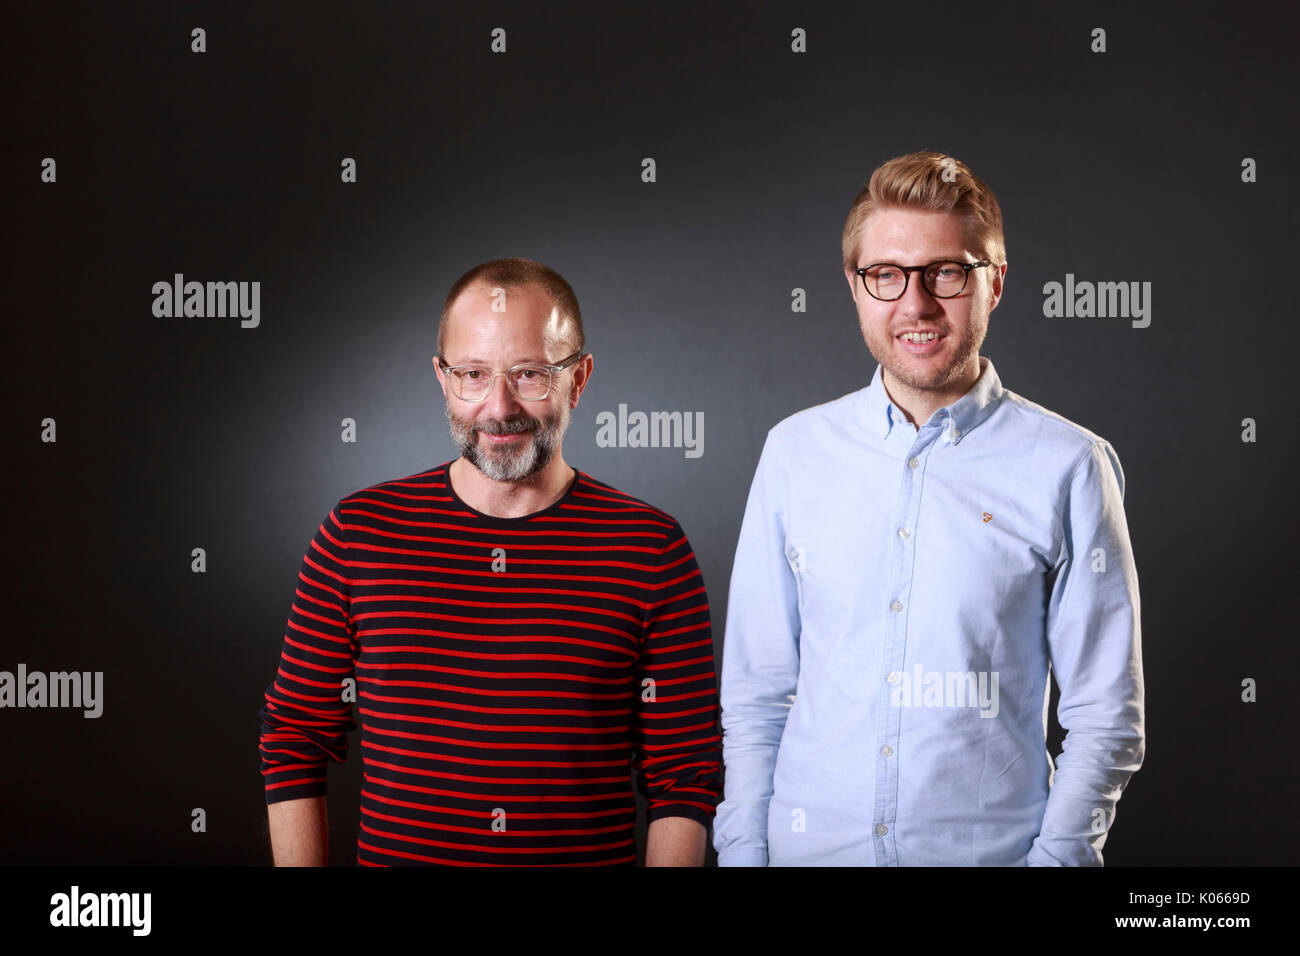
480, 372, 522, 419
900, 270, 941, 315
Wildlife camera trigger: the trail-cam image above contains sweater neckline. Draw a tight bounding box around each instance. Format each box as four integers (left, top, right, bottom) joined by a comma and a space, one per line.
442, 461, 583, 524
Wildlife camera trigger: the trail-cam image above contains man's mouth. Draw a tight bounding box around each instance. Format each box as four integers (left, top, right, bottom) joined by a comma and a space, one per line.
896, 330, 944, 355
475, 419, 536, 444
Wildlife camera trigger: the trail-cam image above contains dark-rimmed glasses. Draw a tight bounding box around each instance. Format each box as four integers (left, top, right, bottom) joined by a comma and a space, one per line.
854, 259, 991, 300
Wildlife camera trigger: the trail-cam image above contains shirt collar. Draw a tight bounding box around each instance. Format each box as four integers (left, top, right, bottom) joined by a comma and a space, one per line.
863, 355, 1004, 445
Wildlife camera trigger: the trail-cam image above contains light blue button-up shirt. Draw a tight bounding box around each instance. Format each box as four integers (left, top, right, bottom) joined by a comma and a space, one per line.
714, 356, 1144, 866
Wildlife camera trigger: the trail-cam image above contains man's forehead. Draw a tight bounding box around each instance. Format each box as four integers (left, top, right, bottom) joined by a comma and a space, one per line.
858, 208, 971, 260
444, 282, 568, 356
452, 279, 551, 312
450, 282, 557, 322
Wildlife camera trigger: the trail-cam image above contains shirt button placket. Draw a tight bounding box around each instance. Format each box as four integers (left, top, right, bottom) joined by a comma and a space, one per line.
877, 431, 938, 867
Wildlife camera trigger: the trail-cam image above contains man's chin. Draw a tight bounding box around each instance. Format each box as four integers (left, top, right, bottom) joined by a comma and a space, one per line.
465, 438, 547, 481
884, 361, 959, 392
474, 434, 534, 462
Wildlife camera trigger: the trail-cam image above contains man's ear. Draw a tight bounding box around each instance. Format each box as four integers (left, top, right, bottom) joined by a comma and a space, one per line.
844, 265, 860, 304
433, 356, 450, 397
988, 262, 1007, 313
568, 354, 594, 408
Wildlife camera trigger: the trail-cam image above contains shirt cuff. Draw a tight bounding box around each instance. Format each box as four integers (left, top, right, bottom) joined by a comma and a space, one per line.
717, 846, 768, 867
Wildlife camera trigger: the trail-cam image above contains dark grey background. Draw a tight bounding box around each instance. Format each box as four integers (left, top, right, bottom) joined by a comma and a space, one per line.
4, 0, 1296, 865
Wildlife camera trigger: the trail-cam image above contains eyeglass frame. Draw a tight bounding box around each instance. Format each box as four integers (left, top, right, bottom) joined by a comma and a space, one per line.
436, 350, 586, 402
853, 259, 992, 301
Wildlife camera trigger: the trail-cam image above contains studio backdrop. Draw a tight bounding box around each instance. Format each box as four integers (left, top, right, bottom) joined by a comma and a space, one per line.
4, 0, 1296, 865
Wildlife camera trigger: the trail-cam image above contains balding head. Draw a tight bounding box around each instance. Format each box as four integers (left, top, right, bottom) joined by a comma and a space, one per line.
437, 257, 584, 360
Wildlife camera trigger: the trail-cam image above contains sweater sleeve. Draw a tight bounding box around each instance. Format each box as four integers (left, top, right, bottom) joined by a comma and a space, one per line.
258, 503, 359, 803
632, 518, 723, 829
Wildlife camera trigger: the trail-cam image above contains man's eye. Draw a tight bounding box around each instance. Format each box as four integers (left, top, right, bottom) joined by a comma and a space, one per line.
517, 369, 541, 380
462, 369, 483, 380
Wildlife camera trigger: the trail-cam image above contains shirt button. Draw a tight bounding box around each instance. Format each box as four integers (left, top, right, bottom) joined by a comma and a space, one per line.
952, 427, 961, 439
890, 601, 903, 612
876, 824, 889, 836
886, 672, 900, 684
897, 528, 909, 539
907, 457, 919, 469
881, 745, 893, 757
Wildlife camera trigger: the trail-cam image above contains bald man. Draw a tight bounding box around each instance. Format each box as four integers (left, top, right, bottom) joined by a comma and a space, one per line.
259, 257, 722, 866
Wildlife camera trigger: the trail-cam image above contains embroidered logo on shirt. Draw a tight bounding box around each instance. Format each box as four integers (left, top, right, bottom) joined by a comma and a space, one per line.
982, 512, 993, 523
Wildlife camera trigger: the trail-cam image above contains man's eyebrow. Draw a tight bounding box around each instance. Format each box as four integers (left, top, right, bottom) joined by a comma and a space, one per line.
860, 254, 969, 263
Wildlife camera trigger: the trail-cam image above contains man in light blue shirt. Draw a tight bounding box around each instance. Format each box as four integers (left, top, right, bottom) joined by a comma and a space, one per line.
714, 151, 1144, 866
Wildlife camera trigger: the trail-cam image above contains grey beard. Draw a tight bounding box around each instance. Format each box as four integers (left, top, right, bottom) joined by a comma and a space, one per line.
446, 403, 569, 482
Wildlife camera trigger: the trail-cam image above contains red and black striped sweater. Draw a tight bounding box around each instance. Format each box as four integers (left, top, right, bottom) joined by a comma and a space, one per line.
259, 462, 722, 865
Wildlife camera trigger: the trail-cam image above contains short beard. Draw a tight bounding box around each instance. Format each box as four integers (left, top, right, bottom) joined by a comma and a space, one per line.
446, 401, 569, 482
866, 312, 987, 393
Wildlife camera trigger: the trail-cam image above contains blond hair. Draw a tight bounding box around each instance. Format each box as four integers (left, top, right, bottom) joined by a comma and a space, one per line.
841, 150, 1006, 270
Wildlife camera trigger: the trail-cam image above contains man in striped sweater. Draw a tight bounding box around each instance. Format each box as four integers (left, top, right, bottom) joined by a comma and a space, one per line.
259, 258, 721, 866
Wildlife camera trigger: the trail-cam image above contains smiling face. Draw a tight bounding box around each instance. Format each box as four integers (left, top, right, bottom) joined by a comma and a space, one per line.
844, 206, 1004, 416
435, 280, 585, 483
